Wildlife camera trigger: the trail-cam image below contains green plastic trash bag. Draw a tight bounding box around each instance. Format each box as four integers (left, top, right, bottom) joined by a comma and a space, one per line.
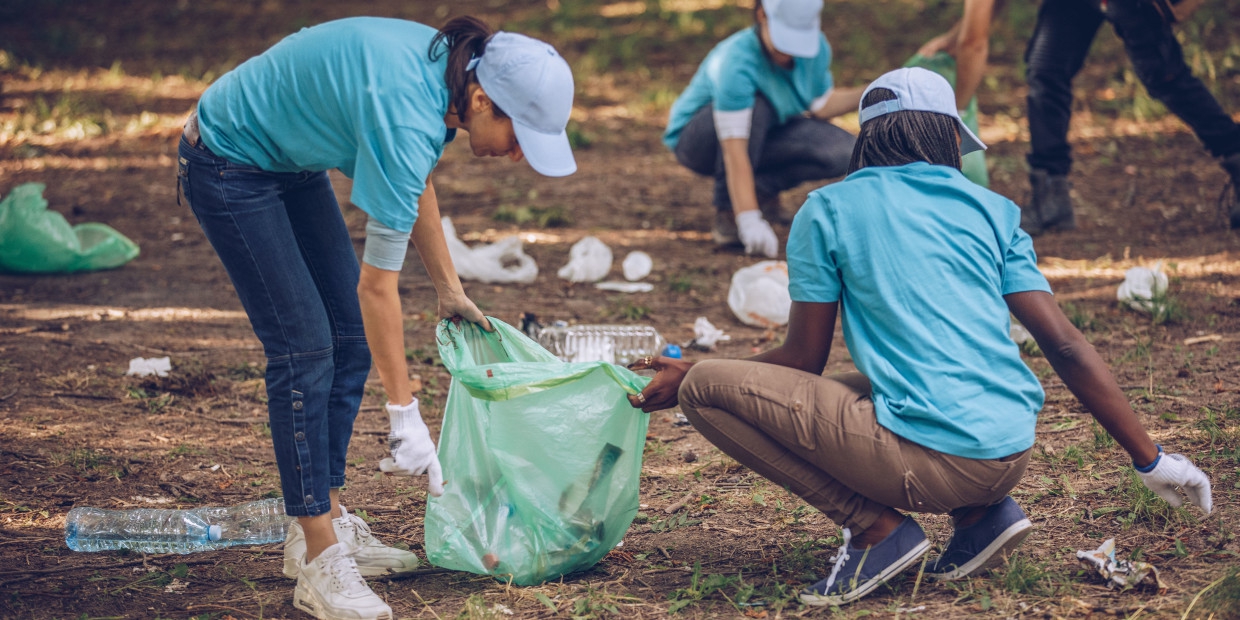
0, 182, 139, 273
903, 52, 989, 187
425, 318, 651, 585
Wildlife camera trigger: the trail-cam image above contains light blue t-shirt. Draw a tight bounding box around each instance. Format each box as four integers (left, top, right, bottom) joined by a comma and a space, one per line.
786, 163, 1051, 459
662, 27, 833, 151
197, 17, 456, 234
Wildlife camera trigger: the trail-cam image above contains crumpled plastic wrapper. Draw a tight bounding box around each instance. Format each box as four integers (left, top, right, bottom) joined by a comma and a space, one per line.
126, 356, 171, 378
1076, 538, 1166, 593
688, 316, 730, 351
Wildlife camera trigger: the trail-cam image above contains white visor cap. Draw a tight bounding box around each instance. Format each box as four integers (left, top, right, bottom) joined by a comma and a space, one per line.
858, 67, 986, 156
476, 32, 577, 177
765, 0, 823, 58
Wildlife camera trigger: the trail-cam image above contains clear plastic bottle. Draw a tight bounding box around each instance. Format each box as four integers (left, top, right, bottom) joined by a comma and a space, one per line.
65, 507, 222, 554
535, 324, 664, 365
66, 498, 292, 554
191, 497, 291, 547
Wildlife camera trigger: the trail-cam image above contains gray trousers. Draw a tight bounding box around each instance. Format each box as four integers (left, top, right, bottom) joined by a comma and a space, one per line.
679, 360, 1030, 532
673, 96, 855, 212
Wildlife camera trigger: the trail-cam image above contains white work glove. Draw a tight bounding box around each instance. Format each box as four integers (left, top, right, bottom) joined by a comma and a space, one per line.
378, 399, 444, 497
735, 210, 779, 258
1135, 448, 1212, 514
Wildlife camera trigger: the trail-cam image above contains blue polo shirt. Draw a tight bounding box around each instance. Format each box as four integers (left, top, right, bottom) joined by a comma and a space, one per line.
196, 17, 455, 234
662, 27, 833, 151
786, 163, 1051, 459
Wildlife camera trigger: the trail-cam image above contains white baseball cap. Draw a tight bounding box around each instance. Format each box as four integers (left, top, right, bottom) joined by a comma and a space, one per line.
858, 67, 987, 155
475, 32, 577, 177
764, 0, 823, 58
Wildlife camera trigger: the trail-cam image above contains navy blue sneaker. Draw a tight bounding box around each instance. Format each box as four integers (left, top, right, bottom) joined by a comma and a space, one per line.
927, 496, 1032, 580
799, 516, 931, 606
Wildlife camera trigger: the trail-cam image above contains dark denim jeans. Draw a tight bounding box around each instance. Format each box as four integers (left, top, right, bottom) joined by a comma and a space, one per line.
177, 135, 371, 518
673, 95, 855, 212
1026, 0, 1240, 175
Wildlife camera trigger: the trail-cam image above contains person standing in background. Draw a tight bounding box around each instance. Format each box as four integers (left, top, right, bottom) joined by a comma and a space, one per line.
1021, 0, 1240, 233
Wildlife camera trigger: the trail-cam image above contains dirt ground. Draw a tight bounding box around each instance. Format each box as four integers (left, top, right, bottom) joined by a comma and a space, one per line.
2, 1, 1240, 618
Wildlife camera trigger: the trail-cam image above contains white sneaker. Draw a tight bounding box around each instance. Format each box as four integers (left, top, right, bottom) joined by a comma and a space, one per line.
284, 506, 419, 578
293, 542, 393, 620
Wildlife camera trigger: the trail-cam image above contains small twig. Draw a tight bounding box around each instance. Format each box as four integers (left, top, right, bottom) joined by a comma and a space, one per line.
0, 390, 17, 401
51, 392, 117, 401
664, 491, 696, 514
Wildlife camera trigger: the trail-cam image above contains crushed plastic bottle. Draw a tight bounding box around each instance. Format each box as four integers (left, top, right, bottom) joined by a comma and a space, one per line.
191, 498, 291, 547
66, 507, 222, 554
66, 498, 291, 554
534, 324, 665, 365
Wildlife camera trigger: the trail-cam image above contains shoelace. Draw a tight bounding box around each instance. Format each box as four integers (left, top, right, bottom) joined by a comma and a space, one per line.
321, 551, 369, 595
821, 527, 853, 593
343, 513, 381, 548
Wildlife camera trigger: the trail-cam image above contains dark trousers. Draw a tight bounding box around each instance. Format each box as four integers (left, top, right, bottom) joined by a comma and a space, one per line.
673, 95, 855, 212
1025, 0, 1240, 175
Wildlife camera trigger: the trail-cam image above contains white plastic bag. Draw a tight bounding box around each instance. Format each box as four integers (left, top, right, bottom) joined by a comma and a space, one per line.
127, 356, 171, 377
442, 217, 538, 284
621, 251, 652, 281
1116, 263, 1168, 314
557, 236, 612, 283
595, 281, 654, 293
727, 261, 791, 327
691, 316, 730, 350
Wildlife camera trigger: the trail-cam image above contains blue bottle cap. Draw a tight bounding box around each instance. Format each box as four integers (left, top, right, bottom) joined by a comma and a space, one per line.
208, 525, 222, 541
661, 344, 682, 359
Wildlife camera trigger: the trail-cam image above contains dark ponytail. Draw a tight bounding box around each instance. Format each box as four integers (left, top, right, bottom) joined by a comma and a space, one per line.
847, 88, 962, 174
429, 16, 507, 124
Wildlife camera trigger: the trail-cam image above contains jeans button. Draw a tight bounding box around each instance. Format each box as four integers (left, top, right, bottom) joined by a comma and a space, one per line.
292, 400, 304, 411
296, 465, 301, 471
304, 494, 314, 504
295, 431, 305, 441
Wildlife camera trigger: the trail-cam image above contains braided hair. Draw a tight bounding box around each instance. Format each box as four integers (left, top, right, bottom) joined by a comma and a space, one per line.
847, 87, 962, 174
429, 16, 509, 124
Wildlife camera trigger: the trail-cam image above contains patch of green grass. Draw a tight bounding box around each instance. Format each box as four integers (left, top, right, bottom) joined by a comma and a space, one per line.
492, 204, 573, 228
995, 553, 1070, 596
1194, 567, 1240, 618
1114, 468, 1190, 529
1061, 302, 1095, 331
611, 301, 652, 322
667, 563, 740, 613
668, 272, 694, 294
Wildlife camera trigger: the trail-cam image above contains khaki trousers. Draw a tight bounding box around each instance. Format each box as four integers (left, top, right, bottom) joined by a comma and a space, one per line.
678, 360, 1030, 532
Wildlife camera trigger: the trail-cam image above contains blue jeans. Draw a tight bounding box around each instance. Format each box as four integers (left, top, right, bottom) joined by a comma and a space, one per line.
177, 134, 371, 518
1026, 0, 1240, 175
673, 95, 855, 212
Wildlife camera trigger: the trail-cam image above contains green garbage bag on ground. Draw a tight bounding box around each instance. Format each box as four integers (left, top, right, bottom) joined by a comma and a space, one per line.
425, 318, 651, 585
903, 52, 989, 187
0, 182, 139, 273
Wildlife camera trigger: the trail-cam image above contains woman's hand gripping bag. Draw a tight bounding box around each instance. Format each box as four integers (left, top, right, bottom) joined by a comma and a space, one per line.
424, 318, 651, 585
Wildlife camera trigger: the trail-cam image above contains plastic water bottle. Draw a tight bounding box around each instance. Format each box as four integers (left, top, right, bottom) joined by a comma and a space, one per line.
191, 498, 291, 547
534, 324, 665, 365
66, 507, 223, 554
66, 498, 291, 554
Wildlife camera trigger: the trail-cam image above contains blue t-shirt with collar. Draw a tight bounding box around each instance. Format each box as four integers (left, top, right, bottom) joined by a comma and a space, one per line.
786, 162, 1051, 459
197, 17, 456, 234
662, 27, 833, 151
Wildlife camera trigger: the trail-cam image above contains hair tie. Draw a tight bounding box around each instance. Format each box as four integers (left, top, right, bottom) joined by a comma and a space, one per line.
466, 56, 480, 72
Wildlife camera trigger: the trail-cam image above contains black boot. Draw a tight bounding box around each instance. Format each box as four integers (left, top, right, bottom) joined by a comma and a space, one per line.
1024, 169, 1076, 236
1221, 153, 1240, 229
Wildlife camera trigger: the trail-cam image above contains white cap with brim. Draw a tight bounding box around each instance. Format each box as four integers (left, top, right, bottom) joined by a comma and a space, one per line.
765, 0, 823, 58
858, 67, 986, 156
476, 32, 577, 177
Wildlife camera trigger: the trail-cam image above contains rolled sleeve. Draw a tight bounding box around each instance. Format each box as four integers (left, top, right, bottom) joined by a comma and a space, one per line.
362, 216, 411, 272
